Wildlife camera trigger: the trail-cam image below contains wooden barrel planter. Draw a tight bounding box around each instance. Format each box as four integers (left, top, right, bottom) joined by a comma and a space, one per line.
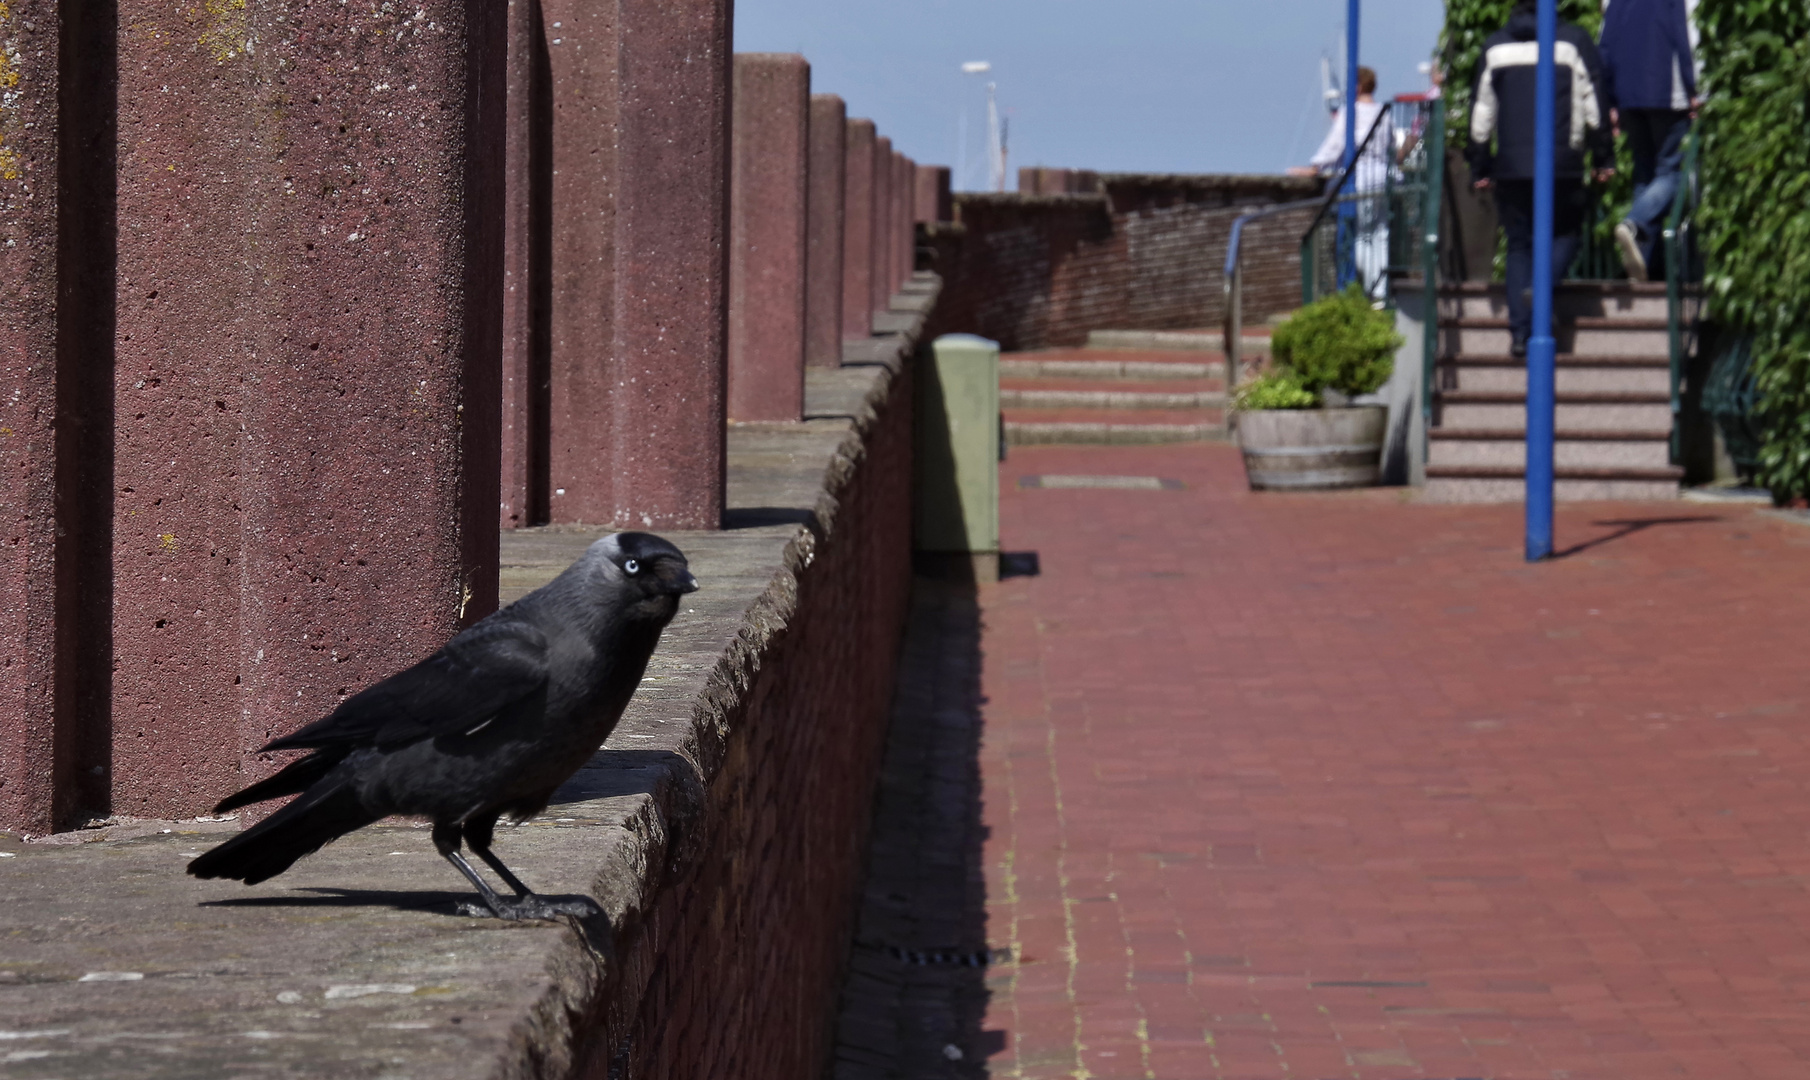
1235, 406, 1386, 490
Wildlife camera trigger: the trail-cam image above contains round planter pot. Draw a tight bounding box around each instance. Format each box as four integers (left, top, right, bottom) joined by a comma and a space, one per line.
1235, 406, 1386, 490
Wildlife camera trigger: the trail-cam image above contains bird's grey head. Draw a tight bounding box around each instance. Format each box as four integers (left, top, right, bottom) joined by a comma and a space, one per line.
588, 532, 698, 623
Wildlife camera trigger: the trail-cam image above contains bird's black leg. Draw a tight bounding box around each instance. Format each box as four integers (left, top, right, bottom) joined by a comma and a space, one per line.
439, 816, 599, 921
462, 814, 532, 898
432, 820, 516, 919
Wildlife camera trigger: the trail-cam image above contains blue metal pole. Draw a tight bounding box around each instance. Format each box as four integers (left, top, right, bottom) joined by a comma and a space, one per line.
1337, 0, 1360, 289
1344, 0, 1359, 177
1526, 0, 1557, 561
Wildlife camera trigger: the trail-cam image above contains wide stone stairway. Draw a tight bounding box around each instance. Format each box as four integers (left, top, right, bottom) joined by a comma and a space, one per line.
1424, 281, 1683, 502
998, 329, 1269, 447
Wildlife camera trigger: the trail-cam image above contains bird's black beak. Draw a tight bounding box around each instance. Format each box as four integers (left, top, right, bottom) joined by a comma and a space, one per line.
666, 569, 699, 595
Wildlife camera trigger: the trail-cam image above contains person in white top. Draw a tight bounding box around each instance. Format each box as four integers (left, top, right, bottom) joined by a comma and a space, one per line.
1290, 66, 1393, 298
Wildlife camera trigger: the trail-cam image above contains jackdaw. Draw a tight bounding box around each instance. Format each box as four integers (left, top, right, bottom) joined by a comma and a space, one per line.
188, 531, 698, 920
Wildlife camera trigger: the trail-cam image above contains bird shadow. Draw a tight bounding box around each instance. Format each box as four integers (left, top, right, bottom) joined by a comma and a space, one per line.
202, 886, 494, 913
1551, 515, 1720, 559
204, 888, 616, 957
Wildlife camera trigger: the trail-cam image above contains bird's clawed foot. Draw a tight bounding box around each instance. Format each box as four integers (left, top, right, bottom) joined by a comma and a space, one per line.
457, 893, 602, 922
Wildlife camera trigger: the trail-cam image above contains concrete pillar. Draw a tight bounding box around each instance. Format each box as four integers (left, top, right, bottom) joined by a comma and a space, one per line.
894, 153, 916, 291
728, 54, 810, 422
0, 0, 107, 832
915, 165, 952, 224
501, 0, 551, 529
870, 136, 893, 317
103, 0, 506, 817
841, 119, 876, 341
546, 0, 730, 528
805, 95, 847, 368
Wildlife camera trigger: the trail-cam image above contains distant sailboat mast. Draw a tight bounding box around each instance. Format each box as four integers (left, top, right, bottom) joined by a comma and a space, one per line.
986, 81, 1004, 192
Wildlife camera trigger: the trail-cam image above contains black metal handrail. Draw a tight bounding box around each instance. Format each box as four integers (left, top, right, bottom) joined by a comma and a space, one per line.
1300, 105, 1395, 243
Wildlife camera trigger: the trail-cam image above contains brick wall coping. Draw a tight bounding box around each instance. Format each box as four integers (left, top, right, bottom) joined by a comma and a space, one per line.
0, 278, 939, 1079
954, 173, 1322, 203
1094, 172, 1323, 197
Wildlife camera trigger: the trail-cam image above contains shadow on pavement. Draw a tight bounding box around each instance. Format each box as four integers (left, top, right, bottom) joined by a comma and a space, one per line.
829, 579, 1001, 1078
1552, 515, 1721, 559
202, 886, 598, 917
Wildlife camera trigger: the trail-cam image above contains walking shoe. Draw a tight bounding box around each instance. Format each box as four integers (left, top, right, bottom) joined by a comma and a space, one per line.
1614, 220, 1647, 282
1511, 329, 1528, 359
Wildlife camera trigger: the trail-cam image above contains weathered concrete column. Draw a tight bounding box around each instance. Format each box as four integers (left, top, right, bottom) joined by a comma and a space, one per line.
870, 136, 893, 317
805, 95, 847, 368
841, 119, 876, 341
102, 0, 506, 818
0, 0, 109, 832
894, 153, 916, 291
546, 0, 730, 527
728, 54, 809, 422
501, 0, 550, 529
915, 164, 952, 223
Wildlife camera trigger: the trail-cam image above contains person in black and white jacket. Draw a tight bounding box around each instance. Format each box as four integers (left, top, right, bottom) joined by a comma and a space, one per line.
1467, 0, 1617, 357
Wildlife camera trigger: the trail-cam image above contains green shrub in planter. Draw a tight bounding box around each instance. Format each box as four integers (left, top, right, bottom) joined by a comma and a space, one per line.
1267, 285, 1402, 401
1235, 371, 1318, 411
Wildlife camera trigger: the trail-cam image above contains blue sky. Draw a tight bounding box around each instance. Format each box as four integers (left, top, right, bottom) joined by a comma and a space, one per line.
735, 0, 1446, 187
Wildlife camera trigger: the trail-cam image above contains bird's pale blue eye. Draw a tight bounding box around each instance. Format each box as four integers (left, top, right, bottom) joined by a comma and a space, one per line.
623, 558, 639, 574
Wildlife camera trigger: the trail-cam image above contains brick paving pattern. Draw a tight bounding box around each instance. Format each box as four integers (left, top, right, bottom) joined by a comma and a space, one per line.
969, 443, 1810, 1079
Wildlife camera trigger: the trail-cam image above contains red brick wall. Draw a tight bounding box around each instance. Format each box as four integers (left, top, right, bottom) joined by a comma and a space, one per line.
566, 353, 917, 1080
924, 174, 1321, 351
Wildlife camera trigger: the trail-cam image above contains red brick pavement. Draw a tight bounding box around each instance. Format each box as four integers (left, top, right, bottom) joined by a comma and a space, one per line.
977, 442, 1810, 1080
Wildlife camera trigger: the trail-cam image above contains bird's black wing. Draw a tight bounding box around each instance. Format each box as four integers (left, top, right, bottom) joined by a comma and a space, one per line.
262, 617, 552, 752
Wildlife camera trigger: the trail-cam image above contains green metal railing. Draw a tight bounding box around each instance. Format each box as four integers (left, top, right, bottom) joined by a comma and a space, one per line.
1664, 131, 1701, 466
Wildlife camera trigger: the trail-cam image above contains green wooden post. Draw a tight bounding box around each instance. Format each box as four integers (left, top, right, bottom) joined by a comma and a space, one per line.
915, 334, 1000, 581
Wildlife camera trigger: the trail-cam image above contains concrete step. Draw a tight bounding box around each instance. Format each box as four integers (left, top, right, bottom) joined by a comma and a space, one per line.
1428, 430, 1673, 470
1001, 375, 1224, 394
1000, 356, 1222, 380
1439, 317, 1670, 357
1423, 463, 1682, 504
1004, 405, 1226, 445
1006, 421, 1227, 445
999, 387, 1228, 410
1435, 390, 1672, 432
1437, 281, 1679, 321
1436, 356, 1671, 394
1087, 328, 1272, 353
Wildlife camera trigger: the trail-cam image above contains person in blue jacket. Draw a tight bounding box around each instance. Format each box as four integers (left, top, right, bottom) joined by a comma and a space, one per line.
1599, 0, 1698, 281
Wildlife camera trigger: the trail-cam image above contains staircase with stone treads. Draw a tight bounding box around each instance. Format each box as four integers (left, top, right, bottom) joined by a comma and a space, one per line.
1424, 282, 1681, 502
1000, 330, 1269, 446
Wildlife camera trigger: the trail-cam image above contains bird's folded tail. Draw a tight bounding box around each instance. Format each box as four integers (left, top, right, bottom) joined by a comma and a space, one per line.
212, 749, 346, 814
187, 782, 378, 885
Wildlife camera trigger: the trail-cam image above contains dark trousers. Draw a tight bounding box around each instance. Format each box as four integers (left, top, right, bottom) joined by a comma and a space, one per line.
1494, 179, 1585, 344
1622, 108, 1691, 270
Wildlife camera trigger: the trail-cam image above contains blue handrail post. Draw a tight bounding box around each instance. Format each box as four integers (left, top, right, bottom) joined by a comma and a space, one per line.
1337, 0, 1360, 289
1525, 0, 1557, 561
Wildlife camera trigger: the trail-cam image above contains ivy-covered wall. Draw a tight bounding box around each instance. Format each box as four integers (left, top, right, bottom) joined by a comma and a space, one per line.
1696, 0, 1810, 503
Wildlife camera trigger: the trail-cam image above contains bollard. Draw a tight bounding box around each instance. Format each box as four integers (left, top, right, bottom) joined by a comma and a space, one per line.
915, 334, 1000, 583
